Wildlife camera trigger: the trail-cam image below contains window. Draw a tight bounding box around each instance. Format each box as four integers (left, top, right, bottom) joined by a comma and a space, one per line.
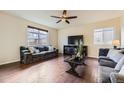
27, 26, 48, 46
94, 27, 114, 44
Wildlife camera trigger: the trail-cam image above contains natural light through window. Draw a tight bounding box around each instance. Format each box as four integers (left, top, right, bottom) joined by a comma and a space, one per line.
27, 26, 48, 46
94, 27, 114, 45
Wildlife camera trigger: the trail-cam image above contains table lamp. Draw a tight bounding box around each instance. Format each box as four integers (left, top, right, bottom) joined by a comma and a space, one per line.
112, 40, 120, 49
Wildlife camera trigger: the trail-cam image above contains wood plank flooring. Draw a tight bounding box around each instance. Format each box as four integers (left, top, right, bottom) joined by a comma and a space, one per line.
0, 56, 98, 83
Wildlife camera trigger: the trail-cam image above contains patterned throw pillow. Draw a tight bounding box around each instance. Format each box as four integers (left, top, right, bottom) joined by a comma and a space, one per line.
28, 47, 35, 53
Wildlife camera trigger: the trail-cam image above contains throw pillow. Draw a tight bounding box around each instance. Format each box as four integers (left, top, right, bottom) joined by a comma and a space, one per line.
28, 47, 35, 53
34, 49, 40, 53
114, 56, 124, 71
108, 50, 123, 63
48, 46, 54, 51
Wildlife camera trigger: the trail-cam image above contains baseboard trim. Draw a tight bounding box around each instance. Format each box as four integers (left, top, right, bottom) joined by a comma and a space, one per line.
87, 57, 98, 60
0, 56, 98, 66
0, 61, 20, 67
0, 59, 20, 66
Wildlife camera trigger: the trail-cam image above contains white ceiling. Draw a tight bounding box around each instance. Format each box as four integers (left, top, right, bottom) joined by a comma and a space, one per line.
4, 10, 124, 30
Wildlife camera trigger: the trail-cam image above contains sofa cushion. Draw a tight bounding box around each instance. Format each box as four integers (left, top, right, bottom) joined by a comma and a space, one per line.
35, 46, 45, 52
107, 49, 114, 57
33, 51, 47, 55
107, 49, 122, 58
32, 51, 47, 58
99, 48, 109, 56
99, 59, 117, 68
98, 66, 114, 83
109, 52, 123, 63
114, 56, 124, 72
42, 46, 49, 51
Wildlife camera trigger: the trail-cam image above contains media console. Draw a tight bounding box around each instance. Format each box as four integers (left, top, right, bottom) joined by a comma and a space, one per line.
63, 45, 88, 57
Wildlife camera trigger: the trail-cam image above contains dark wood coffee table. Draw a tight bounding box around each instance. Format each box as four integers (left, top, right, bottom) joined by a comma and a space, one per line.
64, 57, 86, 78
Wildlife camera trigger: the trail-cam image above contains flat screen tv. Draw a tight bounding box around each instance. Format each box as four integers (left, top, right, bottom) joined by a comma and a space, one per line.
68, 35, 83, 45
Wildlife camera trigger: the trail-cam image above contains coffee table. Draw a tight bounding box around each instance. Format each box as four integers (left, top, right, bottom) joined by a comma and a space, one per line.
64, 57, 86, 78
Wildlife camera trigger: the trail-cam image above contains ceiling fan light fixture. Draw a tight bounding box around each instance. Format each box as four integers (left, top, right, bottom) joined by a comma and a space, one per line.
61, 18, 65, 21
51, 10, 77, 24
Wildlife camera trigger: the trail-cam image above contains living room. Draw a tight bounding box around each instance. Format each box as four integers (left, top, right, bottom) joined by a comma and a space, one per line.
1, 10, 124, 83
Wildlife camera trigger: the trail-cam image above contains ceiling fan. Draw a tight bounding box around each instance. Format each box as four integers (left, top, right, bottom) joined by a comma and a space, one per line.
51, 10, 77, 24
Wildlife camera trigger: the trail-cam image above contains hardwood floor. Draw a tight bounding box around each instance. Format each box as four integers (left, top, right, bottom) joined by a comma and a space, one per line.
0, 56, 98, 83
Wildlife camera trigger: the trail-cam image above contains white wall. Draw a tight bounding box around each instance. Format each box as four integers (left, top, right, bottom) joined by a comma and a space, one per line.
121, 16, 124, 48
0, 12, 58, 65
58, 18, 121, 58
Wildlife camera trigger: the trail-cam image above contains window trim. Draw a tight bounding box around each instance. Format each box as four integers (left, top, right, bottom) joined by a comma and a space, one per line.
27, 26, 48, 32
27, 26, 48, 46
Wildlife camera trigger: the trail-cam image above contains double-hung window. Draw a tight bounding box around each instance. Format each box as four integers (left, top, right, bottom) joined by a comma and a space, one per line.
94, 27, 114, 45
27, 26, 48, 46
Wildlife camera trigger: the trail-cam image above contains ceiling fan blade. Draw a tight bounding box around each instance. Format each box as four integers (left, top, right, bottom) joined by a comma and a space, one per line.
65, 20, 70, 24
51, 16, 61, 18
63, 10, 67, 15
65, 16, 77, 19
56, 20, 62, 23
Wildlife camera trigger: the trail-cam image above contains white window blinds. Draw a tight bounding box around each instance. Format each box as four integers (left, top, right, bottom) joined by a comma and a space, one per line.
94, 27, 114, 44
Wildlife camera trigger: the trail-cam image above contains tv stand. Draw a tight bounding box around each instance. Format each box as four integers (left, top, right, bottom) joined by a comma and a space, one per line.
63, 45, 88, 57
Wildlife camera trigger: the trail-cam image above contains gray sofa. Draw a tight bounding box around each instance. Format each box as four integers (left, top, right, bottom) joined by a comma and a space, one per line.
20, 46, 58, 64
110, 70, 124, 83
98, 48, 124, 83
98, 66, 115, 83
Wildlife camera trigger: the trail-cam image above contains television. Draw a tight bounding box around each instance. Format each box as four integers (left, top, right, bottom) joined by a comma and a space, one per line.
68, 35, 83, 45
